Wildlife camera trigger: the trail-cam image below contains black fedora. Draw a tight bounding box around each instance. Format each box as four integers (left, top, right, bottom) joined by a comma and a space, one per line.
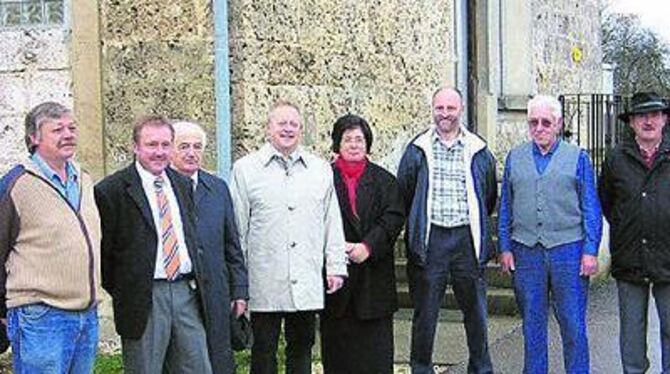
618, 92, 670, 123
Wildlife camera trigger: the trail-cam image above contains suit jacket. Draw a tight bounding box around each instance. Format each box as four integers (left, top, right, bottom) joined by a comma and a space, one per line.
195, 170, 248, 374
324, 161, 405, 320
94, 164, 202, 339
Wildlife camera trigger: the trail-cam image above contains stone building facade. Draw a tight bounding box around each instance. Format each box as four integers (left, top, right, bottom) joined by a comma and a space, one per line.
0, 0, 605, 355
0, 0, 605, 178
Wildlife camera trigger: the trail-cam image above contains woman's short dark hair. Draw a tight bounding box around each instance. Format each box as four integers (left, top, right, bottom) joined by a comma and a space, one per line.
331, 114, 373, 154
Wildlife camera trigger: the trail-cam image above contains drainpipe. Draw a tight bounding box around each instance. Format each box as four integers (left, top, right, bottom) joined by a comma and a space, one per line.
213, 0, 232, 181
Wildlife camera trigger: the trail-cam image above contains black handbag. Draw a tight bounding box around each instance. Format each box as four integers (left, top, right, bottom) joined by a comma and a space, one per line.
230, 313, 252, 351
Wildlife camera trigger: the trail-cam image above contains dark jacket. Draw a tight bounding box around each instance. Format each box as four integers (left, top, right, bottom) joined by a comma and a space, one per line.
324, 162, 405, 320
397, 126, 498, 267
599, 136, 670, 283
195, 170, 249, 374
94, 165, 203, 339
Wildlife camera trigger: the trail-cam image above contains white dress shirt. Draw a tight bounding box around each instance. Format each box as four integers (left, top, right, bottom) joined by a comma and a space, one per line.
135, 162, 193, 278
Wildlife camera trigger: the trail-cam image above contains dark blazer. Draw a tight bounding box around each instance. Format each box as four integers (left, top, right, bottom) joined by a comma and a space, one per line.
324, 162, 405, 320
195, 170, 248, 374
94, 165, 202, 339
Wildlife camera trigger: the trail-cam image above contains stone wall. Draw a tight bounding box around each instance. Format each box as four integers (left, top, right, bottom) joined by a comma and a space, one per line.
100, 0, 217, 173
532, 0, 603, 95
495, 0, 603, 162
100, 0, 454, 175
229, 0, 455, 171
0, 28, 73, 173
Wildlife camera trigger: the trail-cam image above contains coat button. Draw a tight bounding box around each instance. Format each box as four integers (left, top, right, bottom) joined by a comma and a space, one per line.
288, 206, 295, 211
642, 238, 647, 245
642, 192, 647, 197
291, 280, 298, 285
289, 242, 297, 248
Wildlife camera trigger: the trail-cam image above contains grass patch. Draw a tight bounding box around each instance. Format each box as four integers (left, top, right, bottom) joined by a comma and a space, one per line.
94, 353, 123, 374
93, 335, 320, 373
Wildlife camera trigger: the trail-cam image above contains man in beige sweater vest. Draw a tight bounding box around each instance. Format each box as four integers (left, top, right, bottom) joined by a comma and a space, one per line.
0, 102, 101, 374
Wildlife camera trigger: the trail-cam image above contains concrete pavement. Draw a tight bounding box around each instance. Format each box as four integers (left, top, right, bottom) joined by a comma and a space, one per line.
97, 278, 664, 373
392, 279, 663, 373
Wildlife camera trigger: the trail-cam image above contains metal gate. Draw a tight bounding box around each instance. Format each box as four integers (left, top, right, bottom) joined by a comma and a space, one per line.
559, 94, 629, 173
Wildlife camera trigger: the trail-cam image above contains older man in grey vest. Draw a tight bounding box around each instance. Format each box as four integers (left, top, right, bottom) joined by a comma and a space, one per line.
498, 95, 602, 374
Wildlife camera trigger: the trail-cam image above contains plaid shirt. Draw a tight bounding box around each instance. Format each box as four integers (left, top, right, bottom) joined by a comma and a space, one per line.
430, 131, 470, 227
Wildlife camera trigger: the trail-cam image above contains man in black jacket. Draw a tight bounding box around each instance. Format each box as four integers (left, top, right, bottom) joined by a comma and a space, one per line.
599, 92, 670, 374
95, 115, 212, 373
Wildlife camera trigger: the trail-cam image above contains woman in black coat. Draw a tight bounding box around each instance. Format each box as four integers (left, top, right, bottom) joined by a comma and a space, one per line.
321, 114, 405, 374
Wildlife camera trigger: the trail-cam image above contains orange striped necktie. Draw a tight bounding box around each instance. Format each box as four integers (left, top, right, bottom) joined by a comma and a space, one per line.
154, 176, 181, 280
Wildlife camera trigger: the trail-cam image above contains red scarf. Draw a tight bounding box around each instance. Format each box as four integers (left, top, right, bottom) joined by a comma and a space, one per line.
334, 157, 368, 216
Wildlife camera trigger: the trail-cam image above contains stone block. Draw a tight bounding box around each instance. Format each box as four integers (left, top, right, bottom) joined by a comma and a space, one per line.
101, 0, 212, 43
0, 74, 27, 115
231, 39, 353, 88
29, 70, 73, 108
298, 0, 348, 50
232, 0, 299, 43
530, 0, 602, 95
103, 39, 214, 83
0, 29, 70, 72
0, 115, 27, 173
103, 74, 216, 173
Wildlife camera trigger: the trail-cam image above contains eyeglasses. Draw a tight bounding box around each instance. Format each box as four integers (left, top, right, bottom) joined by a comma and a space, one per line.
177, 143, 204, 152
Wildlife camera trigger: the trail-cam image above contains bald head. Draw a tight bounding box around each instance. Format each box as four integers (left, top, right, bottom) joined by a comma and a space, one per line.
432, 87, 463, 106
432, 87, 464, 140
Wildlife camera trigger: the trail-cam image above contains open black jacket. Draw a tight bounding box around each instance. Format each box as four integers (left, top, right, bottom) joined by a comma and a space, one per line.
94, 165, 203, 338
323, 161, 405, 320
599, 135, 670, 283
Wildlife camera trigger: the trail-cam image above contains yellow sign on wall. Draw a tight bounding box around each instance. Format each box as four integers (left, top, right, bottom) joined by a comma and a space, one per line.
571, 46, 583, 63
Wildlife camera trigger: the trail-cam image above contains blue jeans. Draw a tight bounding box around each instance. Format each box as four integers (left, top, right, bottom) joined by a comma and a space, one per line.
408, 225, 492, 374
7, 303, 98, 374
512, 242, 589, 374
617, 280, 670, 374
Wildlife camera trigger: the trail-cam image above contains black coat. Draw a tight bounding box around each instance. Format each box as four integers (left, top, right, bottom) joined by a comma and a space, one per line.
598, 136, 670, 283
194, 170, 248, 374
324, 162, 405, 320
94, 165, 203, 339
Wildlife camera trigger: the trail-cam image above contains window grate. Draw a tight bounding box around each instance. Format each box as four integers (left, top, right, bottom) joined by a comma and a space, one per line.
0, 0, 64, 27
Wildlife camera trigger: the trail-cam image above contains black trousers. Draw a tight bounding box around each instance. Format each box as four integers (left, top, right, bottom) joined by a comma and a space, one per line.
250, 311, 316, 374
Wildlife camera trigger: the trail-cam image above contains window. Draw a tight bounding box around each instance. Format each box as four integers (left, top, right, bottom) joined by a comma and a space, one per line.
0, 0, 64, 27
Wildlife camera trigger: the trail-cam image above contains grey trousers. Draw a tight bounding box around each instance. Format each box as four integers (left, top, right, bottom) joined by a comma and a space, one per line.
122, 279, 212, 374
617, 280, 670, 374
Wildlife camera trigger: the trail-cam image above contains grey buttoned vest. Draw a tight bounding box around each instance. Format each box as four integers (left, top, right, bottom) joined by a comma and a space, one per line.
509, 141, 584, 248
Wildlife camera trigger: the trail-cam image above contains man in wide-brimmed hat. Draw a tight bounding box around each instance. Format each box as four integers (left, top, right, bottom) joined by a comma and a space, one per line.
599, 91, 670, 373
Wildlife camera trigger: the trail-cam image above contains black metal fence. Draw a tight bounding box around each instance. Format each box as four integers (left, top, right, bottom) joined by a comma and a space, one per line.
559, 94, 629, 173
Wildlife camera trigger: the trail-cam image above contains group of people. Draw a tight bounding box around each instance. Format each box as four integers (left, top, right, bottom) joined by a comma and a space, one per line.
0, 86, 667, 374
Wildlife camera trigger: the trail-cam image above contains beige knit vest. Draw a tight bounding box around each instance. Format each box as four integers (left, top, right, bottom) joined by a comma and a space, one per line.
6, 168, 101, 310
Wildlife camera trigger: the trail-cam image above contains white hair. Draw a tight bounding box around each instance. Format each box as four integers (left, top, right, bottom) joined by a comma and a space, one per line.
172, 121, 207, 147
527, 95, 562, 120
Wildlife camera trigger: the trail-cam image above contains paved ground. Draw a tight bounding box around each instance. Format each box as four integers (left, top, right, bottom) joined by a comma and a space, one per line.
391, 279, 663, 373
96, 278, 663, 373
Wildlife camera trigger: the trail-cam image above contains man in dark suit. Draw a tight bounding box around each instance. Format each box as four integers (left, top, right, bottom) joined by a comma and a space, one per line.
95, 115, 212, 373
170, 120, 249, 374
